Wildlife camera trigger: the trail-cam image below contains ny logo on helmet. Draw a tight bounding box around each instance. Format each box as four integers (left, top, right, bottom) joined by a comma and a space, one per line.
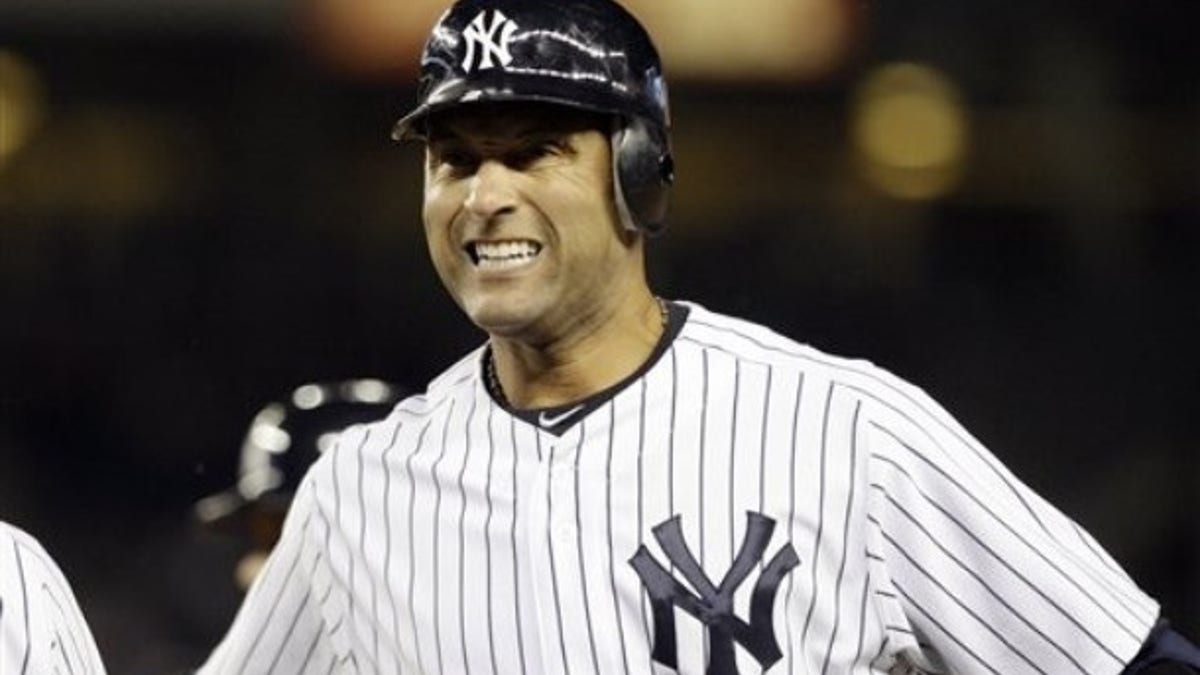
461, 10, 518, 73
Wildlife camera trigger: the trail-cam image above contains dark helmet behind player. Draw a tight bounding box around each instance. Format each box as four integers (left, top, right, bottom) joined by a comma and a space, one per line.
194, 379, 404, 536
392, 0, 674, 235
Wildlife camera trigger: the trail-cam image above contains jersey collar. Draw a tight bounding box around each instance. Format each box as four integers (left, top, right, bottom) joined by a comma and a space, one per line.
483, 299, 690, 436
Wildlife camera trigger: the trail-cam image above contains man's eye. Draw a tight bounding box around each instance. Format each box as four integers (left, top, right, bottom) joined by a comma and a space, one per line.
437, 149, 477, 172
507, 142, 561, 168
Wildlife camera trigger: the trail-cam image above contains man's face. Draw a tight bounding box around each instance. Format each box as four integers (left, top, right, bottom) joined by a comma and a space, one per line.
421, 102, 643, 344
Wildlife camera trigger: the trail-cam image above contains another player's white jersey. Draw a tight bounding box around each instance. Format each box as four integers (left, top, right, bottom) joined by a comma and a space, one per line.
200, 301, 1159, 675
0, 521, 107, 675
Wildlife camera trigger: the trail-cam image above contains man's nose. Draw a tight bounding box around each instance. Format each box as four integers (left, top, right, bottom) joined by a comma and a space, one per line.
463, 159, 518, 220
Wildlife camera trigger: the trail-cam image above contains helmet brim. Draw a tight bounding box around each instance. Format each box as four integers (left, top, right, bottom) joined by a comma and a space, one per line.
391, 73, 655, 142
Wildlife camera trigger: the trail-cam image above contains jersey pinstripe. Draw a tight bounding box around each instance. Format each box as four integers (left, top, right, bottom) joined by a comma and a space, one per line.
0, 521, 107, 675
199, 300, 1159, 675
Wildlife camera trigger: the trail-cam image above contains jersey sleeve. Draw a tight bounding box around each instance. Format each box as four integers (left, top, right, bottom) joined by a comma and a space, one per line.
0, 522, 107, 675
860, 389, 1160, 675
197, 477, 341, 675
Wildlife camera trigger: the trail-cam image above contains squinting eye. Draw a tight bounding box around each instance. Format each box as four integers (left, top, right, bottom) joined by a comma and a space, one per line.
437, 149, 477, 173
507, 143, 560, 168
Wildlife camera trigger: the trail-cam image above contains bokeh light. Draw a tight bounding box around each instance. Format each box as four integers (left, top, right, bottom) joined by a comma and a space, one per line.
300, 0, 865, 82
291, 383, 327, 410
631, 0, 863, 81
851, 62, 969, 200
0, 50, 46, 170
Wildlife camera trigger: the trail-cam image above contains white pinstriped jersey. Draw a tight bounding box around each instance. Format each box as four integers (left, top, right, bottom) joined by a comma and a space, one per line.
0, 521, 107, 675
199, 301, 1159, 675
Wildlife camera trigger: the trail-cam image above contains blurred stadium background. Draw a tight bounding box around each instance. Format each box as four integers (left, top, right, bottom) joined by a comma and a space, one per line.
1, 0, 1196, 671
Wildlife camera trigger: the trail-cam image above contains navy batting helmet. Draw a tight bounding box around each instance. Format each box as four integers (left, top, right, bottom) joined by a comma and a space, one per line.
194, 379, 404, 532
392, 0, 674, 234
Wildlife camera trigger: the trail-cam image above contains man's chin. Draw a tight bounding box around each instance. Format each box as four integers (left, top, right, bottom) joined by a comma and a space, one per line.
469, 306, 572, 349
465, 307, 538, 339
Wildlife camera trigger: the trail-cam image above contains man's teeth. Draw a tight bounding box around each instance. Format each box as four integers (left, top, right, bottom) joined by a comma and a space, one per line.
473, 241, 541, 267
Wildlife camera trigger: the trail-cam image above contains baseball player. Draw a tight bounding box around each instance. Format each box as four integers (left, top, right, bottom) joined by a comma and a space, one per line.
198, 0, 1200, 673
0, 520, 107, 675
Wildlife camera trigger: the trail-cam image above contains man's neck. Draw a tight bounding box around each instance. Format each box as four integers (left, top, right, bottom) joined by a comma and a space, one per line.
488, 292, 665, 410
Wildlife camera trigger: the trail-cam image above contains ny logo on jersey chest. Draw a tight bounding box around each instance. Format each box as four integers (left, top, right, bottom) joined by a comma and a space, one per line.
461, 9, 518, 73
630, 512, 800, 675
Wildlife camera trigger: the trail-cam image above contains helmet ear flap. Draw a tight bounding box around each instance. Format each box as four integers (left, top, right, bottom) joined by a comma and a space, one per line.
612, 116, 674, 236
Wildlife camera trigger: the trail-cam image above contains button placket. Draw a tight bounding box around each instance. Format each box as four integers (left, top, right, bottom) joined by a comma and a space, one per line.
521, 443, 552, 672
547, 447, 577, 545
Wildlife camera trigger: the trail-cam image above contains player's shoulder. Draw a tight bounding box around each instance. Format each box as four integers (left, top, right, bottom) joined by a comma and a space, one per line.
0, 520, 27, 563
308, 348, 483, 465
678, 301, 940, 413
677, 301, 876, 377
0, 520, 71, 583
380, 344, 482, 424
425, 345, 485, 402
0, 519, 47, 555
360, 345, 481, 427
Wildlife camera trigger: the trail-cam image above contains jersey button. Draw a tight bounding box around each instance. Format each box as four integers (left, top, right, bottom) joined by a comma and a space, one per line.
553, 522, 576, 543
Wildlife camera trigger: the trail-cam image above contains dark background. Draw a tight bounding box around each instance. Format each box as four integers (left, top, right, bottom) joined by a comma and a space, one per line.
1, 1, 1196, 672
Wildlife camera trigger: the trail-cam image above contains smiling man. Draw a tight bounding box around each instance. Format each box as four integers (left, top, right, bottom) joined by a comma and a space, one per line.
196, 1, 1198, 674
420, 103, 665, 412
